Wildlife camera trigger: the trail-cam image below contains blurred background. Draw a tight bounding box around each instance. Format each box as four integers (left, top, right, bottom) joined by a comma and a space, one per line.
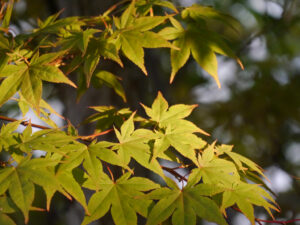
2, 0, 300, 224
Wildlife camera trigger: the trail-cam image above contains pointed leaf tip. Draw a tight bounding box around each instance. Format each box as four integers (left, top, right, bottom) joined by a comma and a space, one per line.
169, 72, 175, 83
237, 58, 244, 70
216, 79, 221, 89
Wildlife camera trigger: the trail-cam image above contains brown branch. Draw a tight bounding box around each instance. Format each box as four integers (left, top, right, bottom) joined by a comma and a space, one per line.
232, 207, 300, 224
256, 218, 300, 224
77, 129, 113, 141
0, 115, 50, 129
161, 166, 187, 182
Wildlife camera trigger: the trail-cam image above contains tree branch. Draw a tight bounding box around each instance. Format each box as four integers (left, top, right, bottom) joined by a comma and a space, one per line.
0, 115, 50, 129
232, 207, 300, 224
161, 166, 187, 182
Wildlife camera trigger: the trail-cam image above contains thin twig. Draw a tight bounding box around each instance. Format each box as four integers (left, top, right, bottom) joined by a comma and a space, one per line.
161, 166, 187, 182
256, 218, 300, 224
104, 162, 114, 182
232, 207, 300, 224
77, 129, 113, 141
0, 115, 50, 129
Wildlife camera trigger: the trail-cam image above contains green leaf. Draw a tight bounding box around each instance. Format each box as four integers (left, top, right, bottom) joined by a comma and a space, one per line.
60, 29, 99, 54
57, 171, 89, 214
0, 196, 18, 213
141, 92, 207, 161
20, 70, 43, 110
132, 16, 167, 32
120, 0, 136, 29
0, 121, 21, 152
0, 167, 14, 195
27, 130, 77, 154
187, 144, 240, 186
82, 173, 159, 225
0, 61, 76, 109
118, 12, 176, 75
0, 34, 10, 50
83, 50, 100, 87
170, 35, 190, 83
18, 158, 68, 210
93, 71, 126, 102
146, 191, 178, 225
30, 64, 76, 88
142, 92, 205, 129
191, 159, 239, 186
89, 142, 132, 172
152, 1, 178, 13
2, 0, 14, 29
140, 31, 177, 49
31, 51, 65, 65
120, 31, 147, 74
142, 91, 168, 123
146, 184, 227, 225
153, 122, 206, 163
8, 170, 35, 223
159, 27, 182, 41
185, 187, 227, 225
111, 114, 164, 177
82, 186, 113, 225
0, 213, 17, 225
168, 17, 243, 86
0, 66, 25, 107
136, 0, 178, 14
34, 16, 79, 35
85, 106, 133, 132
97, 38, 122, 66
181, 5, 242, 34
221, 182, 278, 224
216, 144, 266, 177
190, 39, 220, 88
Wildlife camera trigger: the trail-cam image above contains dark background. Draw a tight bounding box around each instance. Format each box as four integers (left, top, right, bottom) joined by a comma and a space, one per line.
2, 0, 300, 224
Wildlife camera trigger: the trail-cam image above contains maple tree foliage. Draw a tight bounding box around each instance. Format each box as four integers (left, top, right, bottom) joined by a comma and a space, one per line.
0, 0, 284, 225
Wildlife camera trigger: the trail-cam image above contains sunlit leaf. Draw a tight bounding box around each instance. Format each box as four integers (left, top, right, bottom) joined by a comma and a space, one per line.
82, 173, 159, 225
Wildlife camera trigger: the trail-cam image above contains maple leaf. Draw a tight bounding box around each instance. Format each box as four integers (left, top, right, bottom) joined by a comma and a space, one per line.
114, 1, 177, 75
216, 144, 266, 177
0, 55, 76, 110
159, 15, 243, 86
221, 182, 279, 224
110, 114, 164, 177
145, 183, 227, 225
187, 143, 240, 187
82, 173, 160, 225
0, 157, 64, 223
141, 92, 208, 161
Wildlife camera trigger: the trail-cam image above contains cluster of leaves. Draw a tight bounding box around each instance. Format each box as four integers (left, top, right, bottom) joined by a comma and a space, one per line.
0, 0, 278, 225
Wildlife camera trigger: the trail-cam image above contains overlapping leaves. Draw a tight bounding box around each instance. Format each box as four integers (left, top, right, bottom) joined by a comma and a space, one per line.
160, 12, 243, 86
82, 173, 160, 225
0, 53, 76, 110
114, 1, 177, 75
141, 92, 207, 162
0, 1, 279, 225
145, 183, 227, 225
